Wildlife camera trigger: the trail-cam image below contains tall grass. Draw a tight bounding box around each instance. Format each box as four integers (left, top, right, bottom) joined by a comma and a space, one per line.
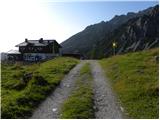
1, 57, 79, 118
100, 48, 159, 118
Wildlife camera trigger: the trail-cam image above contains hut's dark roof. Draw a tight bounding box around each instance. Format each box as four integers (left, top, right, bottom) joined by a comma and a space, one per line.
15, 39, 62, 47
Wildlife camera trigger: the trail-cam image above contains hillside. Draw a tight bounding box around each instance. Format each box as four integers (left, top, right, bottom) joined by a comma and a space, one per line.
100, 48, 159, 118
61, 5, 159, 59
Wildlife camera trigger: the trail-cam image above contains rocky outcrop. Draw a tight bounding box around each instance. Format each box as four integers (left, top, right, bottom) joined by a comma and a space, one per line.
61, 5, 159, 59
115, 5, 159, 54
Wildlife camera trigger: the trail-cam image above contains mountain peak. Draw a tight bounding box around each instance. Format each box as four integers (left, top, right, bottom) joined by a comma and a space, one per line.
61, 5, 159, 59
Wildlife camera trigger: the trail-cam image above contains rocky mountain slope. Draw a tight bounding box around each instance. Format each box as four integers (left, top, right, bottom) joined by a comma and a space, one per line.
61, 5, 159, 59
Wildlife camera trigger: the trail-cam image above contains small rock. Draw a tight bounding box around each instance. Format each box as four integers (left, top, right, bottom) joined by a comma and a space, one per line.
97, 98, 103, 102
93, 106, 98, 111
52, 108, 57, 112
102, 95, 105, 97
154, 55, 159, 63
120, 106, 124, 112
66, 84, 70, 87
95, 91, 99, 94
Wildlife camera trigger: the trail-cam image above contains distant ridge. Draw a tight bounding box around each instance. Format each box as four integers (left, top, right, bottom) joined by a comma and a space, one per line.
61, 5, 159, 59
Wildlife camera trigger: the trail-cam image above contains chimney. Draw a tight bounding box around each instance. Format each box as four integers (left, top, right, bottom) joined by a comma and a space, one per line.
39, 38, 43, 43
25, 38, 28, 42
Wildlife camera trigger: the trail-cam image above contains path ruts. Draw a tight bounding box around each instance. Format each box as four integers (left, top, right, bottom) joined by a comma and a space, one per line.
31, 61, 86, 119
90, 60, 123, 119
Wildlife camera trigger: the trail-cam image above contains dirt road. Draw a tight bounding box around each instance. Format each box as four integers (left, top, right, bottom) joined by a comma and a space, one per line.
31, 60, 123, 119
90, 60, 123, 119
31, 61, 86, 119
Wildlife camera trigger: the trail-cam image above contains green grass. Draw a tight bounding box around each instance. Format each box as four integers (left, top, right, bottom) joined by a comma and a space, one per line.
99, 48, 159, 119
1, 57, 79, 119
60, 63, 94, 119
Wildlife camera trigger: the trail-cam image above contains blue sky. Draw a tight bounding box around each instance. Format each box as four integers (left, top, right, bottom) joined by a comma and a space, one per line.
48, 1, 158, 27
0, 0, 158, 52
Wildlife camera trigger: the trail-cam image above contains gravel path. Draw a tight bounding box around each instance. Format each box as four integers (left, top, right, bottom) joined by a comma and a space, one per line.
90, 60, 123, 119
31, 61, 85, 119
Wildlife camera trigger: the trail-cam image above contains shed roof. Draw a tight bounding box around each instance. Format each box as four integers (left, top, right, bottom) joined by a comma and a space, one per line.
7, 50, 21, 54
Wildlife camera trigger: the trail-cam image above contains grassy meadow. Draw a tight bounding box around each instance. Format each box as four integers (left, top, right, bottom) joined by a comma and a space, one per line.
1, 57, 79, 118
100, 48, 159, 118
60, 63, 94, 119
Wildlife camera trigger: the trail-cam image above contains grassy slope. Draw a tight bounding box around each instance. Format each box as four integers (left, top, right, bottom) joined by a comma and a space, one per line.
100, 48, 159, 119
60, 63, 94, 119
1, 57, 79, 119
